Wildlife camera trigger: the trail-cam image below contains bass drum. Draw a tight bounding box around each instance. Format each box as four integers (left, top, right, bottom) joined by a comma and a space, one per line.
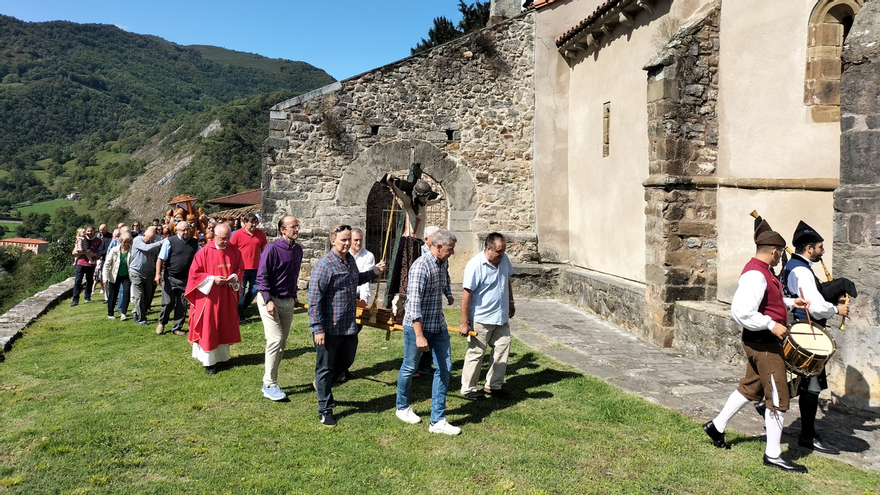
782, 320, 836, 377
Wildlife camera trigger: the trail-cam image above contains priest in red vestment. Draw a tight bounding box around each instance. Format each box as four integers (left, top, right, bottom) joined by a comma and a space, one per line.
185, 223, 244, 374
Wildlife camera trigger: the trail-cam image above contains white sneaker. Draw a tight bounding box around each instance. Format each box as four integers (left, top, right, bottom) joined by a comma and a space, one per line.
429, 419, 461, 435
120, 314, 128, 321
395, 407, 421, 424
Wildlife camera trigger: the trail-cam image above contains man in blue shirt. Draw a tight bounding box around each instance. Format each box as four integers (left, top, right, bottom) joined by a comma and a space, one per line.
459, 233, 515, 400
395, 229, 461, 435
308, 224, 385, 427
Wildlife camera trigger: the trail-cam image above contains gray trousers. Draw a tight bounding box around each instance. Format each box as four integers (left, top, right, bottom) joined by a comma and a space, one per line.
159, 276, 188, 332
130, 271, 157, 323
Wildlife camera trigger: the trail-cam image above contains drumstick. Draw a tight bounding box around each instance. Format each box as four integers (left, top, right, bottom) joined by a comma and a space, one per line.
798, 287, 817, 340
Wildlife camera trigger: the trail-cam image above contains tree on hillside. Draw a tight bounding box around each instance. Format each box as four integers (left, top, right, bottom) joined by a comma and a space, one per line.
16, 212, 51, 240
411, 1, 491, 55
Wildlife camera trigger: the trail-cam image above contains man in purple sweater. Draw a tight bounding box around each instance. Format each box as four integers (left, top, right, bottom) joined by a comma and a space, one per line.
256, 216, 303, 401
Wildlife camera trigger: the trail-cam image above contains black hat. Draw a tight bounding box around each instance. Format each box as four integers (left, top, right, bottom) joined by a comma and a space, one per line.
792, 220, 823, 246
753, 216, 786, 247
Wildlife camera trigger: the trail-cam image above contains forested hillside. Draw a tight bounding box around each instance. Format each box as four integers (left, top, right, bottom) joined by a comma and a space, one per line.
0, 14, 335, 211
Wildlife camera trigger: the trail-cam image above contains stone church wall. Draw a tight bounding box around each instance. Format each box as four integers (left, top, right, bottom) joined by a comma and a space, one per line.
262, 13, 537, 278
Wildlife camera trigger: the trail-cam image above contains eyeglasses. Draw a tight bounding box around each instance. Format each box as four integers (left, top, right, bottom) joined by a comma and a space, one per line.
335, 225, 351, 233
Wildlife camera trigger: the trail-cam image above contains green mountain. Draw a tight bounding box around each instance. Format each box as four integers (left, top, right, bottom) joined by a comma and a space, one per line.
0, 14, 335, 172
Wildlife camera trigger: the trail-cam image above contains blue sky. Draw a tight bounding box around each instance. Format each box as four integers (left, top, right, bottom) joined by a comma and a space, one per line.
0, 0, 476, 80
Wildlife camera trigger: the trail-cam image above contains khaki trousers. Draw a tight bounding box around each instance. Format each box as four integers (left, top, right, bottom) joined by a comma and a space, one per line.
460, 321, 511, 394
258, 296, 297, 387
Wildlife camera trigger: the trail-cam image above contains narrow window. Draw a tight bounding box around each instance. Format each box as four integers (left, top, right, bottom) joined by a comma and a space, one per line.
603, 102, 611, 158
446, 129, 455, 140
371, 125, 380, 135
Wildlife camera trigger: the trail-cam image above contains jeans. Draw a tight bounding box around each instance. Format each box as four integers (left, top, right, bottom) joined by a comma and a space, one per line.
396, 325, 452, 424
72, 264, 95, 304
238, 269, 258, 318
314, 333, 359, 414
107, 275, 131, 317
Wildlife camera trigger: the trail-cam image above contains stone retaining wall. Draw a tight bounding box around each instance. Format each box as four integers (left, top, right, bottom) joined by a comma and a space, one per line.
0, 277, 74, 358
673, 300, 744, 367
558, 267, 645, 336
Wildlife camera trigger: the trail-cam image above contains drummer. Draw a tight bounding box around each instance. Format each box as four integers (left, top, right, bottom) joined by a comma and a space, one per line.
777, 221, 849, 455
702, 216, 810, 473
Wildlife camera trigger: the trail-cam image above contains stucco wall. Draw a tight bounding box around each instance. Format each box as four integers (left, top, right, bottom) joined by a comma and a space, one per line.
536, 0, 710, 284
262, 15, 537, 279
716, 188, 834, 302
715, 1, 840, 301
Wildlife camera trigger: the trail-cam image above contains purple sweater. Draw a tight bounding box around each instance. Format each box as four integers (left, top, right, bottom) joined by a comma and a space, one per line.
257, 237, 303, 303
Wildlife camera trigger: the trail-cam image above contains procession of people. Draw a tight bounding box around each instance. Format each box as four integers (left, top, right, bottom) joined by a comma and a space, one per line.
67, 175, 859, 463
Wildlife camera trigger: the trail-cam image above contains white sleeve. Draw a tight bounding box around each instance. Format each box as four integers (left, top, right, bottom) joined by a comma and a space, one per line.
730, 271, 776, 331
197, 276, 214, 295
788, 266, 837, 319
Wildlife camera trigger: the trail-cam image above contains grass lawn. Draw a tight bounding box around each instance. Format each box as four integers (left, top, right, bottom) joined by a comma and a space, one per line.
1, 221, 20, 239
14, 199, 90, 219
1, 300, 879, 494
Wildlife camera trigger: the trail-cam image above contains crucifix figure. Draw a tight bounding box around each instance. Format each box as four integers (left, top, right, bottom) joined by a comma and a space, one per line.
380, 163, 443, 239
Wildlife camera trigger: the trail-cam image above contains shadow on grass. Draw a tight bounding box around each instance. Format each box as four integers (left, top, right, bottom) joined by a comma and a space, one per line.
412, 351, 580, 426
227, 346, 314, 371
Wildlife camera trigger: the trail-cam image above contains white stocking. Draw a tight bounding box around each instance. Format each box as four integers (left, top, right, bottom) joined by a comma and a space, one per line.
765, 407, 785, 458
712, 390, 750, 432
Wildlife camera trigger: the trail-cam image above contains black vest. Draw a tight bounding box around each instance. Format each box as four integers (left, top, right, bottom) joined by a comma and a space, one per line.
782, 254, 827, 327
166, 236, 198, 279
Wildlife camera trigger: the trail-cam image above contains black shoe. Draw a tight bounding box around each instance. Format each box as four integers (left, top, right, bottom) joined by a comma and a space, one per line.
70, 301, 78, 307
463, 391, 487, 401
238, 318, 246, 325
416, 367, 435, 377
319, 412, 337, 428
798, 435, 840, 455
702, 421, 731, 449
334, 370, 354, 384
484, 388, 511, 399
763, 454, 808, 473
84, 298, 92, 303
205, 365, 217, 375
755, 400, 766, 418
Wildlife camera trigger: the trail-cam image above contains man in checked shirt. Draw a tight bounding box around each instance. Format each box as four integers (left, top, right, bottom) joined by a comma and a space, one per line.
394, 229, 461, 435
309, 224, 385, 428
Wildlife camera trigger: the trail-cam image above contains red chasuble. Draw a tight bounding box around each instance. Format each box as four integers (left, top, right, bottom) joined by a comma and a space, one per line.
185, 241, 244, 352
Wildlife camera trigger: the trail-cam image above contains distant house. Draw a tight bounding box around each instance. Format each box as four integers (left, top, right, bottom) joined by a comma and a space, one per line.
1, 238, 48, 255
207, 189, 261, 222
65, 191, 82, 200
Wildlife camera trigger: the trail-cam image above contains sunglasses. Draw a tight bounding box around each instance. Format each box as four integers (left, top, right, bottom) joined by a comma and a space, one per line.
335, 225, 352, 233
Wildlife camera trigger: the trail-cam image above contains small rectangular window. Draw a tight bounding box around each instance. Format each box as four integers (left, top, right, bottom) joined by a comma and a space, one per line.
603, 102, 610, 158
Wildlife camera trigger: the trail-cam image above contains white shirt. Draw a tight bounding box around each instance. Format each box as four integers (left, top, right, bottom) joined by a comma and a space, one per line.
786, 255, 837, 319
730, 270, 796, 331
351, 248, 376, 303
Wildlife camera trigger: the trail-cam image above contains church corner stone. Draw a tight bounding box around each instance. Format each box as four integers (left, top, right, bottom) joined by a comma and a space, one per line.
642, 5, 720, 347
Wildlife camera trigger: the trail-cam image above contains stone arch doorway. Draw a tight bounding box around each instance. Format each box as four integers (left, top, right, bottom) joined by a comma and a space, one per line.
336, 139, 476, 241
805, 0, 863, 122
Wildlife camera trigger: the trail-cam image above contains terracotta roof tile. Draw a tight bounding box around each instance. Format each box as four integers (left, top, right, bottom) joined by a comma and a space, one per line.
555, 0, 627, 48
210, 204, 260, 220
207, 189, 262, 206
1, 238, 48, 244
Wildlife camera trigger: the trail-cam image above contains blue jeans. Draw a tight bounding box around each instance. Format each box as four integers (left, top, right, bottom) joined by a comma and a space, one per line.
238, 269, 258, 318
396, 325, 452, 424
72, 265, 95, 304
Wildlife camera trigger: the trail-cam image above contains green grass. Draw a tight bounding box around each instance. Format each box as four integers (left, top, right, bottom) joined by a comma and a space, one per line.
95, 150, 130, 166
1, 221, 20, 238
1, 302, 879, 494
14, 199, 90, 219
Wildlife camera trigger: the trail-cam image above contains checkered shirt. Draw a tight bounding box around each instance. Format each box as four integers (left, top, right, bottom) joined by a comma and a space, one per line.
308, 250, 375, 335
403, 250, 448, 333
